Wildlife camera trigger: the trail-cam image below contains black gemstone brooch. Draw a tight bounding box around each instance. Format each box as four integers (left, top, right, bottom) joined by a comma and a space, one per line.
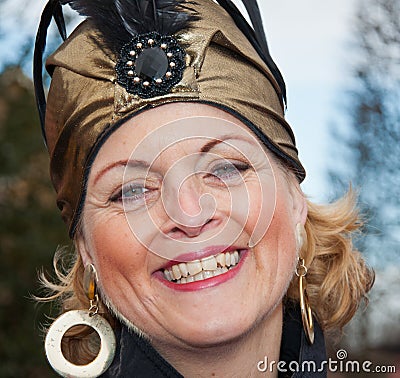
116, 32, 186, 98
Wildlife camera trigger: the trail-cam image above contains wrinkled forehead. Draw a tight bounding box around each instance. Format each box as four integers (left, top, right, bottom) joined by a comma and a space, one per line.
89, 103, 271, 174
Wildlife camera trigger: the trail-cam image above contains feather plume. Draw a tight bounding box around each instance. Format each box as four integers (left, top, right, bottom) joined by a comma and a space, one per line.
33, 0, 66, 143
61, 0, 198, 50
34, 0, 197, 140
215, 0, 287, 106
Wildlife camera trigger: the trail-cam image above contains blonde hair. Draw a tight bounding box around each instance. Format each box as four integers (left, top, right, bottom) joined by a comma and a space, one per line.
39, 188, 374, 362
286, 190, 374, 331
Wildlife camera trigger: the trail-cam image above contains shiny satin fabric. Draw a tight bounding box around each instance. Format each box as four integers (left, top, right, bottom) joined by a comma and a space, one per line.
44, 0, 305, 236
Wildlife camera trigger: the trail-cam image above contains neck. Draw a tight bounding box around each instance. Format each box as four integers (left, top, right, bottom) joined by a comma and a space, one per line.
156, 304, 283, 378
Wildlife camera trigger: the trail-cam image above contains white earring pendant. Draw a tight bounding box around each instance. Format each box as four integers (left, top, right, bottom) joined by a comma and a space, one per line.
45, 310, 116, 378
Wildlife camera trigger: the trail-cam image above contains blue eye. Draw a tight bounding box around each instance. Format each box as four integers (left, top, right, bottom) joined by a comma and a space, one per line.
109, 184, 149, 203
211, 161, 250, 181
122, 185, 149, 201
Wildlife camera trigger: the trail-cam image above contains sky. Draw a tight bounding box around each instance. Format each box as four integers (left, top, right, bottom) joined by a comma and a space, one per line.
259, 1, 358, 201
0, 0, 359, 203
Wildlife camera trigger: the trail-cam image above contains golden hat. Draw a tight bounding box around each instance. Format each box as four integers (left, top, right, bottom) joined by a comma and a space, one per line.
34, 0, 305, 236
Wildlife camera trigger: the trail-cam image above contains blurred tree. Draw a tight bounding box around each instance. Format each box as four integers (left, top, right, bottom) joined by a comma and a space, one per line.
0, 3, 81, 376
329, 0, 400, 267
0, 0, 79, 73
0, 66, 69, 377
329, 0, 400, 352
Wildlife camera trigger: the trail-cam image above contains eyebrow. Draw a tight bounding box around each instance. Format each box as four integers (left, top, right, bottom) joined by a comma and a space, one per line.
200, 138, 223, 153
200, 133, 252, 153
93, 159, 150, 186
94, 134, 253, 185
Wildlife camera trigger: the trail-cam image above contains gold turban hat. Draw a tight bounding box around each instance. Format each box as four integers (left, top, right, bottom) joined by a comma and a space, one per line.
34, 0, 305, 236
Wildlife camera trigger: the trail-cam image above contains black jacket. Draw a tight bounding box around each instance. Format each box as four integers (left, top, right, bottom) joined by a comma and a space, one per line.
102, 303, 327, 377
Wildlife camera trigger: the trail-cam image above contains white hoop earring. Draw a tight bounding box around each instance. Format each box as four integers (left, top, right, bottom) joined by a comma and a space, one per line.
44, 264, 116, 377
45, 310, 116, 377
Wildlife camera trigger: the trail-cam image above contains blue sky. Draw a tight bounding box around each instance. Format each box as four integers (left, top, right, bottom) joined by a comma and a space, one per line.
259, 1, 358, 202
0, 0, 359, 203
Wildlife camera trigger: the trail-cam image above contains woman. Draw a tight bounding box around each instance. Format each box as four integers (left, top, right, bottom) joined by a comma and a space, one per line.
34, 0, 374, 377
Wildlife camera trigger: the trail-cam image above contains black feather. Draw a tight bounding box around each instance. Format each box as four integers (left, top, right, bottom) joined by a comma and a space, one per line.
241, 0, 269, 55
54, 2, 67, 41
34, 0, 197, 140
61, 0, 198, 50
215, 0, 287, 107
34, 0, 65, 144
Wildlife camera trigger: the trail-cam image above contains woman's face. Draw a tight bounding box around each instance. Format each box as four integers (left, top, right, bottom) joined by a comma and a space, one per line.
80, 103, 306, 350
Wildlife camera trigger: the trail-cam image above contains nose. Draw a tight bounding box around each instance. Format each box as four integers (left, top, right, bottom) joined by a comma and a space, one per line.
169, 220, 213, 238
162, 174, 220, 239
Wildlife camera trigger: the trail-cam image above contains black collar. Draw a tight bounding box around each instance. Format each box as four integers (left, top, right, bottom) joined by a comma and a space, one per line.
101, 303, 327, 377
279, 301, 327, 377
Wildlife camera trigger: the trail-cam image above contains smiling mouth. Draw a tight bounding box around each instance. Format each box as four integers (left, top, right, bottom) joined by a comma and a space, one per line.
163, 250, 242, 284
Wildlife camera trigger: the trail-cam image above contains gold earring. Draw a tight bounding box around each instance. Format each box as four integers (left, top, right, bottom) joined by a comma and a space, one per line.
296, 258, 314, 345
45, 264, 116, 377
84, 263, 99, 316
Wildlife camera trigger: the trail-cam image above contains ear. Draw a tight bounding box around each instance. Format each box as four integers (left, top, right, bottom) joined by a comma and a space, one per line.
75, 230, 93, 267
291, 183, 308, 226
297, 193, 308, 226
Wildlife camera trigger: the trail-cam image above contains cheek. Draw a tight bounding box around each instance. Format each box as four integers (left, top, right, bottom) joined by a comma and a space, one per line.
267, 209, 296, 268
87, 216, 149, 291
252, 186, 297, 293
240, 175, 276, 245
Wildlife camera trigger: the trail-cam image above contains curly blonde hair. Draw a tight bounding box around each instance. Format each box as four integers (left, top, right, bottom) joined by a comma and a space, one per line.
39, 186, 374, 363
286, 190, 374, 330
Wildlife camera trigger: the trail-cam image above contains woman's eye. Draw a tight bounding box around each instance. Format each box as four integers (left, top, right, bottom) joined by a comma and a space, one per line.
208, 161, 250, 182
122, 185, 149, 200
110, 184, 150, 203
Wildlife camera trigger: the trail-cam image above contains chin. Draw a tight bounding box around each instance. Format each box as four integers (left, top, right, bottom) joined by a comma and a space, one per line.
170, 312, 260, 348
163, 293, 273, 348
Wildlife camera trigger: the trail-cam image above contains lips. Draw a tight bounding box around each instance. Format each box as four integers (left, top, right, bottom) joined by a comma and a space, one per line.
164, 250, 241, 284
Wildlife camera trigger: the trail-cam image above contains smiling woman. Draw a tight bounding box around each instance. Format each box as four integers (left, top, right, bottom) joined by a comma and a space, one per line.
34, 0, 374, 377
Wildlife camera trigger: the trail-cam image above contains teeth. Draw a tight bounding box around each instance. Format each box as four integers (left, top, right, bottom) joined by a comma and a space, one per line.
163, 250, 242, 284
203, 270, 213, 279
213, 268, 224, 276
216, 253, 225, 267
172, 265, 182, 280
164, 269, 172, 281
225, 252, 231, 267
194, 272, 204, 281
178, 263, 188, 278
187, 260, 202, 276
201, 256, 217, 270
